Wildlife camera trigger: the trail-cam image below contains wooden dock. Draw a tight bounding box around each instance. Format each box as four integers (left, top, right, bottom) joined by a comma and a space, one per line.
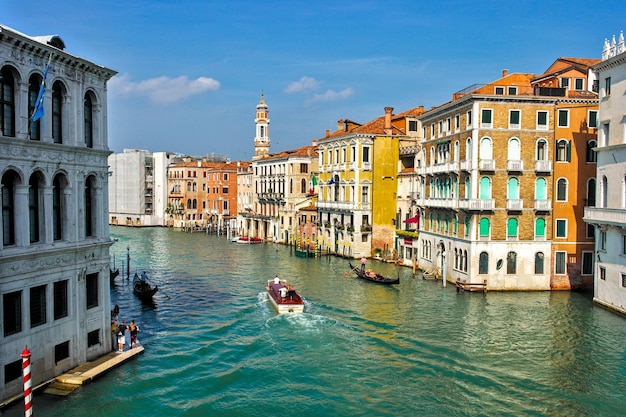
455, 279, 488, 293
44, 346, 144, 396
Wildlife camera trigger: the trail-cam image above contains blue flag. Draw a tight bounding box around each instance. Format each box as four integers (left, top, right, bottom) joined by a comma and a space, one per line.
32, 53, 52, 122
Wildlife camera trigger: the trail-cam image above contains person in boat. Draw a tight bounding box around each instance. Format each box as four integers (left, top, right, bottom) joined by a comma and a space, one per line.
141, 271, 148, 281
360, 257, 367, 272
279, 286, 288, 298
274, 275, 280, 285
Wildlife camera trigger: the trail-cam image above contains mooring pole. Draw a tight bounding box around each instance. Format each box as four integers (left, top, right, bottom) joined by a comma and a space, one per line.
126, 245, 130, 279
21, 345, 33, 417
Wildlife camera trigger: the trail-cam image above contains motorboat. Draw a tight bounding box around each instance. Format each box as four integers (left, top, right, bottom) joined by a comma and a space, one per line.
265, 278, 304, 314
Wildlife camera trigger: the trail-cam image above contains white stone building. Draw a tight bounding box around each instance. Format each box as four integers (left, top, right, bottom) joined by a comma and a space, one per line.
0, 25, 117, 403
584, 32, 626, 315
108, 149, 172, 226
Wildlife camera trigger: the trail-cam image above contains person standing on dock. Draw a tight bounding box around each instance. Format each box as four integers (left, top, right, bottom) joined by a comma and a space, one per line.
129, 320, 140, 348
117, 320, 127, 352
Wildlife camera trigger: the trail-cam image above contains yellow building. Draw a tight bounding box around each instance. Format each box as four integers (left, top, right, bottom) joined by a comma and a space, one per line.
316, 107, 422, 258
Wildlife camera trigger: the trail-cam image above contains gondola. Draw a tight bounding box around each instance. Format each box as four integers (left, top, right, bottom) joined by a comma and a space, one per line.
109, 268, 120, 284
133, 273, 158, 301
348, 262, 400, 285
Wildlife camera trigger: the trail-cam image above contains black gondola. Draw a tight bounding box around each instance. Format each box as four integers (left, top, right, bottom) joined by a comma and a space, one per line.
348, 262, 400, 285
133, 273, 158, 300
110, 268, 120, 284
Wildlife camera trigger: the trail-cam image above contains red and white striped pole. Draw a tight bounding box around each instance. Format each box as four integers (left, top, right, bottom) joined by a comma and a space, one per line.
21, 345, 33, 417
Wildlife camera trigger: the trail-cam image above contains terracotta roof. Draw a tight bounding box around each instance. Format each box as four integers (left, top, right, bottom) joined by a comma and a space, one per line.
257, 144, 318, 161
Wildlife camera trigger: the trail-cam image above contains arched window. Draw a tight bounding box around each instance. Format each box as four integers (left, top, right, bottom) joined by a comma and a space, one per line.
536, 139, 548, 160
507, 218, 518, 239
464, 216, 470, 237
601, 175, 608, 208
2, 170, 20, 246
53, 174, 67, 241
84, 92, 94, 148
557, 178, 568, 202
480, 137, 492, 160
301, 178, 307, 194
479, 177, 491, 199
85, 175, 97, 237
52, 81, 65, 144
479, 217, 490, 238
535, 218, 546, 239
508, 138, 521, 160
535, 177, 547, 200
556, 139, 571, 162
535, 252, 544, 274
507, 251, 517, 274
586, 140, 597, 163
466, 138, 472, 160
479, 252, 489, 274
507, 178, 519, 199
454, 141, 459, 161
1, 66, 16, 137
587, 178, 596, 207
463, 250, 468, 272
192, 199, 197, 209
29, 74, 43, 140
465, 176, 470, 198
29, 172, 45, 243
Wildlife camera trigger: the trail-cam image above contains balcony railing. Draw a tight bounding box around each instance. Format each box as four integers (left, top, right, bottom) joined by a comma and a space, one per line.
506, 199, 523, 211
584, 207, 626, 225
507, 160, 523, 172
459, 198, 495, 211
535, 160, 552, 173
534, 199, 551, 211
479, 159, 495, 171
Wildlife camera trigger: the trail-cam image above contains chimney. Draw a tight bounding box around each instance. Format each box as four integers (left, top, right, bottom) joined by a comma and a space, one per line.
502, 69, 508, 77
337, 119, 344, 131
384, 107, 393, 135
325, 129, 330, 138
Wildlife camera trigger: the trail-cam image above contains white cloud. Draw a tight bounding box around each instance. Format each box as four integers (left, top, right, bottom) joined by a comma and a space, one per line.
307, 88, 354, 104
109, 73, 220, 103
284, 76, 318, 94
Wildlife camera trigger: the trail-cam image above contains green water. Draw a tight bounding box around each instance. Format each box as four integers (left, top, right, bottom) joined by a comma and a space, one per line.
4, 226, 625, 416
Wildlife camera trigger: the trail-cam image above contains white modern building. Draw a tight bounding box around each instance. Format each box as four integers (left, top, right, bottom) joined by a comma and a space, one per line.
108, 149, 172, 226
0, 24, 117, 403
584, 31, 626, 315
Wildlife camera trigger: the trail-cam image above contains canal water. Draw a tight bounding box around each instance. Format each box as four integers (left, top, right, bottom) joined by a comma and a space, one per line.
3, 226, 625, 416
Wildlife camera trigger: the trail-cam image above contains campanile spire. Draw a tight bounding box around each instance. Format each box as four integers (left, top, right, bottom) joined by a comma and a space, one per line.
253, 93, 270, 160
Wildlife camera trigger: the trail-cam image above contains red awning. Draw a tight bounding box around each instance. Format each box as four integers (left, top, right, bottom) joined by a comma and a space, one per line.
403, 214, 420, 224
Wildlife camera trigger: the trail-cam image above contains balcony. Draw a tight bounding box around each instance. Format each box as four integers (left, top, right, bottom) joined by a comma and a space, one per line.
506, 199, 523, 211
535, 160, 552, 173
584, 207, 626, 226
507, 160, 523, 172
534, 199, 551, 211
460, 159, 473, 171
479, 159, 495, 171
459, 198, 495, 211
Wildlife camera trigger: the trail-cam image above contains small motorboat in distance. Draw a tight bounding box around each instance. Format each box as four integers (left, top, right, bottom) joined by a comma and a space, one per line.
348, 262, 400, 285
133, 272, 158, 301
235, 236, 264, 244
265, 278, 305, 314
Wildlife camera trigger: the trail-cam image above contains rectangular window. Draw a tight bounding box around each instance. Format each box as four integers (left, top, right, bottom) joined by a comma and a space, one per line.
508, 86, 518, 95
455, 114, 460, 132
560, 77, 570, 89
222, 200, 228, 210
574, 78, 584, 90
599, 267, 606, 280
622, 274, 626, 288
446, 118, 451, 132
3, 291, 21, 336
537, 111, 548, 130
600, 231, 607, 250
588, 110, 598, 129
86, 272, 98, 309
430, 123, 435, 136
586, 223, 595, 239
605, 77, 611, 96
582, 251, 594, 275
54, 341, 70, 364
362, 147, 370, 163
467, 110, 472, 128
481, 109, 492, 128
361, 186, 369, 204
4, 360, 22, 384
222, 187, 228, 194
438, 121, 443, 136
623, 235, 626, 255
223, 173, 228, 181
300, 163, 308, 173
408, 120, 417, 132
555, 251, 566, 274
495, 86, 504, 95
555, 219, 567, 238
87, 329, 100, 347
509, 110, 521, 129
558, 110, 569, 127
30, 284, 47, 328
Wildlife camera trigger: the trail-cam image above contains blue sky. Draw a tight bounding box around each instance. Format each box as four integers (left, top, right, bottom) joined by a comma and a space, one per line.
3, 0, 624, 161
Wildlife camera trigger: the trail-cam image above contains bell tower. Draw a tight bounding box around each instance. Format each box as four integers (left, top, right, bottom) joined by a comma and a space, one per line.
253, 93, 270, 160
